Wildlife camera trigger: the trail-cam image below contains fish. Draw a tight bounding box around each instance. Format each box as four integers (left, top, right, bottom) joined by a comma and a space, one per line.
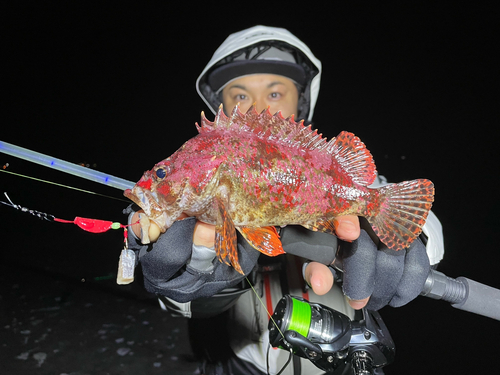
124, 104, 434, 274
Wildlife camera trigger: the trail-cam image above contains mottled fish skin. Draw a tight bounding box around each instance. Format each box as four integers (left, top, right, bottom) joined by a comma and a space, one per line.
124, 104, 434, 274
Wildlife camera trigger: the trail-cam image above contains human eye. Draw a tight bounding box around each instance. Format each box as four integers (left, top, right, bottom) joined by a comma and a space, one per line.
235, 94, 248, 101
269, 92, 282, 100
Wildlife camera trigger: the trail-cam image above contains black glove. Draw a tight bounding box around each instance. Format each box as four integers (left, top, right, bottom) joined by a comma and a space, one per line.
280, 226, 430, 311
340, 229, 430, 310
127, 216, 260, 303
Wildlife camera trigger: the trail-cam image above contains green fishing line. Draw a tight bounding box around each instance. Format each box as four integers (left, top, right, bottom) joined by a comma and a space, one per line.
288, 297, 311, 338
0, 169, 129, 202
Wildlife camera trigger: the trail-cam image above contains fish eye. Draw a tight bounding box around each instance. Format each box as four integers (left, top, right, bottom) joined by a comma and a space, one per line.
155, 168, 167, 179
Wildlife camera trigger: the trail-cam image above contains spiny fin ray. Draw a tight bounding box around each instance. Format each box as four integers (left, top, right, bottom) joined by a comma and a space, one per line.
196, 104, 332, 151
329, 131, 377, 186
214, 197, 243, 274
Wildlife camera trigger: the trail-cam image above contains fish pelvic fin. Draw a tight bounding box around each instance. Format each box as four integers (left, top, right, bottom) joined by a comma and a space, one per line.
238, 226, 285, 257
214, 197, 243, 274
368, 179, 434, 250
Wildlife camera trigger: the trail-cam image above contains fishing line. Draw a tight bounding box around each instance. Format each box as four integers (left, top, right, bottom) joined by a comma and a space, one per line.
245, 275, 293, 375
245, 275, 286, 340
1, 192, 56, 221
0, 169, 130, 202
266, 344, 293, 375
1, 192, 137, 233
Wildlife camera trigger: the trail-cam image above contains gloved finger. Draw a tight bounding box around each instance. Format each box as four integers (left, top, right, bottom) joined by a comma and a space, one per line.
365, 245, 405, 311
280, 225, 338, 264
151, 232, 261, 303
334, 215, 361, 242
341, 230, 377, 301
193, 221, 216, 248
389, 238, 430, 307
127, 210, 161, 243
188, 244, 216, 273
140, 217, 197, 285
138, 213, 152, 243
141, 214, 162, 243
348, 297, 370, 310
304, 262, 334, 295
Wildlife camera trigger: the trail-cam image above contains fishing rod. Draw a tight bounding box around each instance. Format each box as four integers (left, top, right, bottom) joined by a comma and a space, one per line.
0, 140, 134, 191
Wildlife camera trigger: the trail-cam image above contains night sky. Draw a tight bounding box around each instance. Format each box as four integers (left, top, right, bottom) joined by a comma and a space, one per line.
1, 3, 499, 374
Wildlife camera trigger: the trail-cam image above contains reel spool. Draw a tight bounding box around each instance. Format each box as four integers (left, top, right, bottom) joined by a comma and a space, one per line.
268, 295, 352, 373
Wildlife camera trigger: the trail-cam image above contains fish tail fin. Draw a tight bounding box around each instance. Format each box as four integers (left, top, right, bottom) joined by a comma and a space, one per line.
367, 179, 434, 250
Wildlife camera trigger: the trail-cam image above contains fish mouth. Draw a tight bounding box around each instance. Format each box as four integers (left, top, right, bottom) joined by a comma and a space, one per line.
124, 187, 170, 231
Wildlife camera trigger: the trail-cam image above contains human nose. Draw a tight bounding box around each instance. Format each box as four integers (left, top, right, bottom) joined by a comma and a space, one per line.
253, 97, 270, 113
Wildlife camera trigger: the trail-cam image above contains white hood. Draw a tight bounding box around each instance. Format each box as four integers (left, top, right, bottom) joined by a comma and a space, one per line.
196, 25, 322, 122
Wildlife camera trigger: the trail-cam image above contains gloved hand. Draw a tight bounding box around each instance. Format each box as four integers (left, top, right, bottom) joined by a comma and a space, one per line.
282, 224, 431, 311
126, 211, 260, 304
340, 229, 430, 310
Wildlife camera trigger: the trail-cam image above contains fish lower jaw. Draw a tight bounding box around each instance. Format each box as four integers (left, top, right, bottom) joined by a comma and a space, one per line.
126, 187, 169, 228
149, 212, 172, 233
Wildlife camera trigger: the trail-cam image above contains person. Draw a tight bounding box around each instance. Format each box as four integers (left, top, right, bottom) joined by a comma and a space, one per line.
125, 25, 444, 374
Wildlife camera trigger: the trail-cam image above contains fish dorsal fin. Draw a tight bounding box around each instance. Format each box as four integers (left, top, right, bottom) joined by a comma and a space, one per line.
195, 105, 376, 186
326, 131, 377, 186
196, 104, 329, 149
196, 105, 229, 133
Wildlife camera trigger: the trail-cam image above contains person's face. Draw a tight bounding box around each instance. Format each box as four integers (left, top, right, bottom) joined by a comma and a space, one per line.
221, 74, 299, 118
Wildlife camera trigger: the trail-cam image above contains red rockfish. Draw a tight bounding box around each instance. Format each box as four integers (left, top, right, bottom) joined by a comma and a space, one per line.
125, 105, 434, 274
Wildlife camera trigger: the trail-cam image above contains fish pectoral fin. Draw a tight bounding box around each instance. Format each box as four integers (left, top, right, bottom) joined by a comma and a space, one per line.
214, 197, 243, 274
302, 219, 337, 235
237, 226, 285, 257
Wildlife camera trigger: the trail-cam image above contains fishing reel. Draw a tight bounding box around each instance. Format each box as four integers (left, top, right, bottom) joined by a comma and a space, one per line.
268, 295, 395, 374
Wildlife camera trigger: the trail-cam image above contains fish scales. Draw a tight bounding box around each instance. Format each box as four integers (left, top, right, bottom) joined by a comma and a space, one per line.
190, 129, 354, 225
125, 104, 434, 274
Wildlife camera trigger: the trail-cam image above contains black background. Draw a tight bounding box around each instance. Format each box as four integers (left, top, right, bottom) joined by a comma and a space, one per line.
1, 2, 499, 374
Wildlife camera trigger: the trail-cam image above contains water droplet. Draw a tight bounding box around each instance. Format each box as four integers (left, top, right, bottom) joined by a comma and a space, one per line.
116, 347, 131, 356
33, 352, 47, 367
16, 352, 29, 360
